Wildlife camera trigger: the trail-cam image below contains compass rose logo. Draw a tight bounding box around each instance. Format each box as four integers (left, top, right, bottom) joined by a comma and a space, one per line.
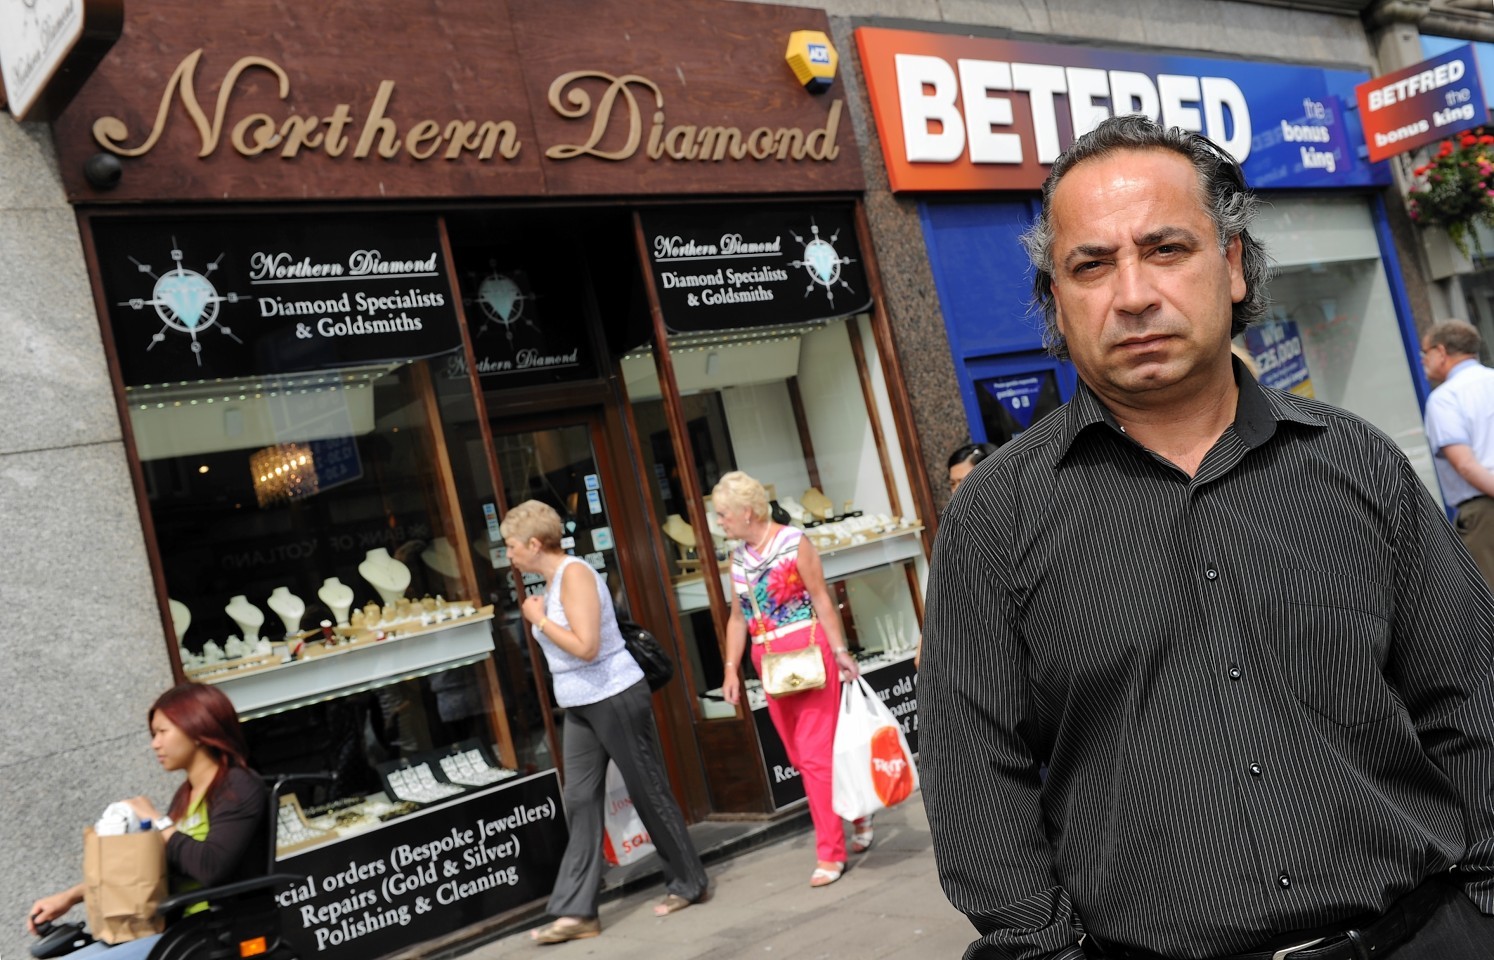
789, 220, 857, 306
465, 263, 539, 348
120, 240, 245, 366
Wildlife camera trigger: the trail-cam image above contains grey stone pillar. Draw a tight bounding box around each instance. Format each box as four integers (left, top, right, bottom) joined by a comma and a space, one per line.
0, 117, 175, 960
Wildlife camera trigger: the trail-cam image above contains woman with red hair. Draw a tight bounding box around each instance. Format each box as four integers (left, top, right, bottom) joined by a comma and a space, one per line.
27, 682, 267, 957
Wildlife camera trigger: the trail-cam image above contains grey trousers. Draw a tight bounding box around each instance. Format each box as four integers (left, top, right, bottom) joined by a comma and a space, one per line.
547, 679, 708, 918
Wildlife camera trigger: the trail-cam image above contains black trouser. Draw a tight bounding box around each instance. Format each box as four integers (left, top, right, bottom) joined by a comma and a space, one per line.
1085, 880, 1494, 960
1386, 889, 1494, 958
546, 680, 708, 919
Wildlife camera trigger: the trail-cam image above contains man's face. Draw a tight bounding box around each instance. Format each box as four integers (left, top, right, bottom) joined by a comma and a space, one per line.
1421, 338, 1449, 383
1047, 149, 1246, 402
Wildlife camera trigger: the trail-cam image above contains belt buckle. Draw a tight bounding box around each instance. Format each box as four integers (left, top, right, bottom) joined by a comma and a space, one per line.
1271, 937, 1326, 960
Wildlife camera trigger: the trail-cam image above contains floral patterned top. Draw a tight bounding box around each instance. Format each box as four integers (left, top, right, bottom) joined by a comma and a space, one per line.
731, 525, 814, 640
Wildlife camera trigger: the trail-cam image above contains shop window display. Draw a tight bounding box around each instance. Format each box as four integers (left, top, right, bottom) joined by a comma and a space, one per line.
624, 316, 925, 727
90, 214, 549, 860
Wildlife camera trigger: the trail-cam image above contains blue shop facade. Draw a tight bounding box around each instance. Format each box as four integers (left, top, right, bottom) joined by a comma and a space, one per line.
856, 27, 1442, 493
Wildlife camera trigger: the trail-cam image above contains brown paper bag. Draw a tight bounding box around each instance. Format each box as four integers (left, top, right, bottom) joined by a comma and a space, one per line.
82, 826, 167, 944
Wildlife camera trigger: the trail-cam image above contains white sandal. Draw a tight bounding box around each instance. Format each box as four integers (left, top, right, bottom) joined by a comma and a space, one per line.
851, 816, 874, 854
810, 863, 844, 887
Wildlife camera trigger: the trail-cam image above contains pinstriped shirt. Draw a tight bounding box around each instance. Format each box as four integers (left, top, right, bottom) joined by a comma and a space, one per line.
919, 370, 1494, 960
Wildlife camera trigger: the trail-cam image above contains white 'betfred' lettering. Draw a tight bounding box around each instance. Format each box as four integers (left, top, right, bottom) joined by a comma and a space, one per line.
893, 55, 1252, 166
1366, 59, 1465, 111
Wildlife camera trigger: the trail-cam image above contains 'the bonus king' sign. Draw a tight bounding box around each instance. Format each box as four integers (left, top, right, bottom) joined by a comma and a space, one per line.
1355, 45, 1485, 163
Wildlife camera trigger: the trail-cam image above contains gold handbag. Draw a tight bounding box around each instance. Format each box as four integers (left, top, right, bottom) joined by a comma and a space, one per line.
749, 587, 826, 697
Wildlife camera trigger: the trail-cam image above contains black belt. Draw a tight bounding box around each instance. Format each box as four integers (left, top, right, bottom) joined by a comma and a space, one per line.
1083, 875, 1454, 960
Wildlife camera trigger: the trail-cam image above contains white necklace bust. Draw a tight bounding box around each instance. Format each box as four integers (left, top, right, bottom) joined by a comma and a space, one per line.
661, 514, 697, 549
318, 577, 355, 625
224, 595, 265, 642
266, 586, 306, 636
167, 598, 191, 644
359, 547, 411, 604
421, 537, 460, 580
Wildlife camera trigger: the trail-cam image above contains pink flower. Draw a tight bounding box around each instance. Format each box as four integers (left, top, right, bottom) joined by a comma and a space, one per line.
748, 614, 774, 637
766, 559, 805, 606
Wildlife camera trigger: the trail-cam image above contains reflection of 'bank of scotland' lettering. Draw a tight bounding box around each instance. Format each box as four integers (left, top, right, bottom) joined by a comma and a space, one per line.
119, 241, 246, 367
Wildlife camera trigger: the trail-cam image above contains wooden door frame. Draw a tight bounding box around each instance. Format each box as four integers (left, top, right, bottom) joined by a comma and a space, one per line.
485, 404, 712, 819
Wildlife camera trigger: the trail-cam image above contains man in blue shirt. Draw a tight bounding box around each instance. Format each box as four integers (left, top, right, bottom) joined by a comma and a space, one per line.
1422, 319, 1494, 590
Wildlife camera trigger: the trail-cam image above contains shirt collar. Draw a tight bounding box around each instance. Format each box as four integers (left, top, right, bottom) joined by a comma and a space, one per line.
1054, 357, 1325, 463
1445, 357, 1483, 382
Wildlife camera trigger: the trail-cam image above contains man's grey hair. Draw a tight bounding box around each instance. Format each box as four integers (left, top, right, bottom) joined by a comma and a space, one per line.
1425, 319, 1483, 358
1019, 115, 1271, 359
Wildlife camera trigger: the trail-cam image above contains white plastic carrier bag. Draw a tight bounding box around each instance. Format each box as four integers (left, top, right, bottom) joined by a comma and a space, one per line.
832, 677, 919, 822
600, 759, 656, 866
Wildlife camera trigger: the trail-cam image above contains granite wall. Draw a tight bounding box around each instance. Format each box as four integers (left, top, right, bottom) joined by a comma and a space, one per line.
0, 117, 175, 960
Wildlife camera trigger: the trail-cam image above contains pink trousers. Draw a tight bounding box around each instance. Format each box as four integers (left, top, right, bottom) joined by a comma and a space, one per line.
752, 631, 845, 863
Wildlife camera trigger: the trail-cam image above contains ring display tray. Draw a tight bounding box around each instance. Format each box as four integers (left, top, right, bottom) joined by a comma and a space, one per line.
436, 739, 516, 788
276, 793, 339, 855
377, 759, 465, 805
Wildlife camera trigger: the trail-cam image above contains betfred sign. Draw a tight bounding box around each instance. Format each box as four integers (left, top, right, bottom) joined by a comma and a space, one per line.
855, 27, 1388, 192
1355, 45, 1484, 163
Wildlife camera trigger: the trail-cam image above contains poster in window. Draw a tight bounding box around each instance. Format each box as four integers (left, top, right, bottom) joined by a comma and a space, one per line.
975, 371, 1062, 447
1244, 319, 1315, 397
640, 204, 872, 334
92, 215, 463, 387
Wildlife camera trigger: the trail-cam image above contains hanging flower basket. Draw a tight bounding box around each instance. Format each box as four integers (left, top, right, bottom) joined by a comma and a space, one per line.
1408, 129, 1494, 258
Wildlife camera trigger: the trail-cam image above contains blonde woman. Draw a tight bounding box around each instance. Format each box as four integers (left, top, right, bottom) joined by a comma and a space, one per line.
501, 501, 708, 943
712, 471, 871, 888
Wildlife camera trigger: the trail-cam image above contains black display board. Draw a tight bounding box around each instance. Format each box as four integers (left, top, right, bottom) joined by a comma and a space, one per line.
752, 656, 918, 810
274, 771, 566, 960
92, 215, 464, 386
640, 204, 872, 334
444, 250, 598, 389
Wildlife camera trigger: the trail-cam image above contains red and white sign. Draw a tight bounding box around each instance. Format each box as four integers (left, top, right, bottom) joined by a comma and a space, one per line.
1354, 45, 1484, 163
855, 27, 1252, 192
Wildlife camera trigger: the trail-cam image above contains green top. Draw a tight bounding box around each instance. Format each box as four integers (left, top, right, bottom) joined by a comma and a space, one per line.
175, 796, 210, 916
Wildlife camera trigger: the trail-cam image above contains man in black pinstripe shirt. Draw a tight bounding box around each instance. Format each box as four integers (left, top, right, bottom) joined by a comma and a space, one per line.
920, 116, 1494, 960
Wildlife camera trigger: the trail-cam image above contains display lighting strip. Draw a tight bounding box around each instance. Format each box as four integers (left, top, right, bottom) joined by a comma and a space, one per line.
620, 319, 830, 362
124, 363, 405, 410
250, 441, 319, 508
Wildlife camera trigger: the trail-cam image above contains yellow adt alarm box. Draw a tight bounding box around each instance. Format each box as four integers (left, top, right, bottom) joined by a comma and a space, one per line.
786, 30, 837, 94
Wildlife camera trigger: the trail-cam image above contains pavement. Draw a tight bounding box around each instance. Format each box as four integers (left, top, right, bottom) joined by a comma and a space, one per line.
455, 792, 974, 960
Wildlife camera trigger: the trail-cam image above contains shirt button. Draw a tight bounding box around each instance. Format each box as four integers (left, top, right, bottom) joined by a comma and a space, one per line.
1228, 665, 1242, 680
1278, 873, 1292, 888
1249, 762, 1262, 777
1205, 568, 1219, 580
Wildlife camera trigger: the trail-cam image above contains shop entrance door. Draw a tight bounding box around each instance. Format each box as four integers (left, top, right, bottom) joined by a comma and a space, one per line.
487, 407, 705, 816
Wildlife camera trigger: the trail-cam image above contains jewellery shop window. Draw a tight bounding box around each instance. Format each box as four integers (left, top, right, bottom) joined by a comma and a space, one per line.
623, 309, 926, 721
91, 214, 543, 856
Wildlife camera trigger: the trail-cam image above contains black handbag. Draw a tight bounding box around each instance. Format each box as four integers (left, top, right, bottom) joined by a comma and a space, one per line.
617, 619, 675, 691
